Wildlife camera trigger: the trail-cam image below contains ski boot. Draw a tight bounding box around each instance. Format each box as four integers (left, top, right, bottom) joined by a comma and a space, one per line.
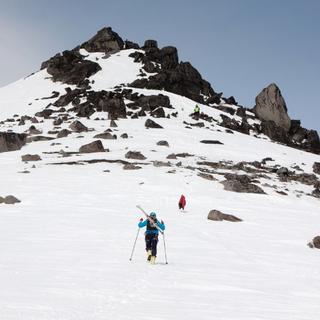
150, 256, 156, 265
147, 250, 152, 262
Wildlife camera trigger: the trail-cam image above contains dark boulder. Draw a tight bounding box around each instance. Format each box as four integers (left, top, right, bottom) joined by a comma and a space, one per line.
35, 109, 53, 119
69, 120, 88, 133
79, 140, 105, 153
57, 129, 72, 138
94, 132, 117, 140
53, 88, 85, 107
157, 140, 169, 147
145, 119, 163, 129
151, 107, 165, 118
208, 209, 242, 222
81, 27, 124, 53
221, 179, 265, 194
125, 151, 146, 160
308, 236, 320, 249
0, 132, 27, 153
3, 195, 21, 204
224, 96, 237, 105
313, 162, 320, 175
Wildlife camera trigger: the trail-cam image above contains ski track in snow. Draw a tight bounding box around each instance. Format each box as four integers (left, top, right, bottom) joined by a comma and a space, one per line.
0, 49, 320, 320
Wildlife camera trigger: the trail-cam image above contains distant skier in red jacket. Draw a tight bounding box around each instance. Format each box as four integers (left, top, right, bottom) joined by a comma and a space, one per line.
178, 195, 186, 210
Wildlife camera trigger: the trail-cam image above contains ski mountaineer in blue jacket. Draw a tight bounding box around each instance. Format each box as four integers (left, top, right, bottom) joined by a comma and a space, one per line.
138, 212, 165, 264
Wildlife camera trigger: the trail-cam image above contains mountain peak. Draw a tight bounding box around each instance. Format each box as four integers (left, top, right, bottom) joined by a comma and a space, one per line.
80, 26, 124, 53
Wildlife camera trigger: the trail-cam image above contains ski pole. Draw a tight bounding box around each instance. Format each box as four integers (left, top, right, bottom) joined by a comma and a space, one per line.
129, 228, 140, 261
162, 232, 168, 264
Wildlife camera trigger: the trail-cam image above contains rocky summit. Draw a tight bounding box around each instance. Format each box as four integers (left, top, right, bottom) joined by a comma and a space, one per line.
33, 27, 320, 155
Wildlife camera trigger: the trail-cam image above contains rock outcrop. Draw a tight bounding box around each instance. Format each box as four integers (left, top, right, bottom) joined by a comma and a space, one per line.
80, 27, 124, 53
253, 83, 291, 132
0, 132, 27, 153
207, 210, 242, 222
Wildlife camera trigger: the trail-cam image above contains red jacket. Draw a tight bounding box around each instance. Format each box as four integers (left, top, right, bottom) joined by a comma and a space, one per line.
179, 195, 186, 207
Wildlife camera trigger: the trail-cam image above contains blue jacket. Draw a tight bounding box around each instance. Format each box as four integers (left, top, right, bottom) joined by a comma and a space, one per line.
138, 219, 165, 234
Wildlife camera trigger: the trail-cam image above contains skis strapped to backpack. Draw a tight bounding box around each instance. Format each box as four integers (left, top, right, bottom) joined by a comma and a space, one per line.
136, 205, 164, 235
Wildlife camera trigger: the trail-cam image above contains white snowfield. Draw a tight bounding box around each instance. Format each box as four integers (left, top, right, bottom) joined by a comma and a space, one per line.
0, 49, 320, 320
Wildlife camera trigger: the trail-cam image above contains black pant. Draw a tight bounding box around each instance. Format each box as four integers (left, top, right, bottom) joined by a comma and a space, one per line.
145, 233, 158, 257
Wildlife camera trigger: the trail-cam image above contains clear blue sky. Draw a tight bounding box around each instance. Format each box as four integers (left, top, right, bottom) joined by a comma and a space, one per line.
0, 0, 319, 132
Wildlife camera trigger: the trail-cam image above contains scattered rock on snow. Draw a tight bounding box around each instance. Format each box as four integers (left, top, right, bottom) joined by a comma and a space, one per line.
221, 179, 265, 194
21, 154, 42, 162
197, 173, 217, 181
145, 119, 163, 129
156, 140, 169, 147
308, 236, 320, 249
125, 151, 147, 160
69, 120, 88, 133
79, 140, 105, 153
94, 132, 117, 139
200, 140, 224, 145
207, 210, 242, 222
123, 163, 142, 170
3, 195, 21, 205
57, 129, 72, 138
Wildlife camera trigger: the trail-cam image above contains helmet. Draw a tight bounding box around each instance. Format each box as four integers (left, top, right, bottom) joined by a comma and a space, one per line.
150, 212, 157, 218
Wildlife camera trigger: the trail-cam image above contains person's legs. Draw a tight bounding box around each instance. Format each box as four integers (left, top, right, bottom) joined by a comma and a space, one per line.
145, 234, 152, 260
151, 234, 158, 257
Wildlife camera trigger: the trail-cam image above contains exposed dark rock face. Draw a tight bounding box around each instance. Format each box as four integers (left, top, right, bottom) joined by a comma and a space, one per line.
253, 83, 291, 131
21, 154, 41, 162
81, 27, 124, 53
79, 140, 105, 153
220, 115, 251, 135
0, 132, 27, 153
208, 210, 242, 222
54, 88, 85, 107
130, 61, 216, 104
145, 119, 163, 129
260, 120, 289, 144
125, 151, 146, 160
100, 97, 127, 119
313, 162, 320, 175
41, 50, 101, 85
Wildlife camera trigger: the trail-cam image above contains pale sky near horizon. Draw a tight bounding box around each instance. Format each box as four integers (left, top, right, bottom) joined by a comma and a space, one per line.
0, 0, 319, 132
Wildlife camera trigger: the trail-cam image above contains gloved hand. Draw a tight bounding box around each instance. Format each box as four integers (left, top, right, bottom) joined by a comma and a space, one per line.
139, 218, 143, 222
161, 220, 164, 224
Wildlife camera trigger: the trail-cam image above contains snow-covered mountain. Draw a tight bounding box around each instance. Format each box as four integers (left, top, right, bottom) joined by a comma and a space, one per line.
0, 27, 320, 320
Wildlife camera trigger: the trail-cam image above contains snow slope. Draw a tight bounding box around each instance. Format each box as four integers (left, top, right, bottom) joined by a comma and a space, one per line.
0, 49, 320, 320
